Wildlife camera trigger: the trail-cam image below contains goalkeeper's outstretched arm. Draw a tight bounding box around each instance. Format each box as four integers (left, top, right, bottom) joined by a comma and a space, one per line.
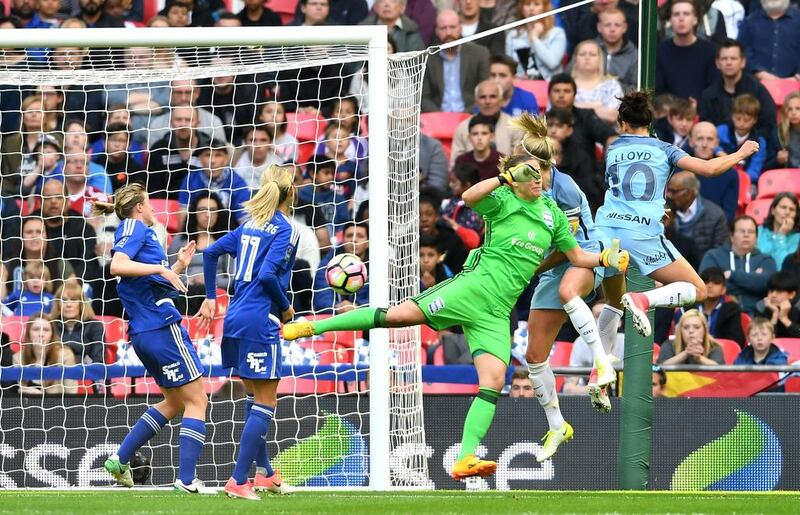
563, 239, 629, 272
462, 176, 505, 208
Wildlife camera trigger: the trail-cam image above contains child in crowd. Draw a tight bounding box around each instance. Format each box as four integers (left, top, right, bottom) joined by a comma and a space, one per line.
674, 267, 745, 346
296, 158, 353, 229
233, 125, 284, 190
419, 234, 454, 291
21, 134, 63, 196
258, 101, 298, 163
453, 115, 502, 181
3, 261, 54, 316
317, 122, 362, 199
716, 94, 767, 182
754, 271, 800, 338
440, 163, 483, 250
734, 318, 788, 392
93, 122, 147, 190
774, 91, 800, 169
655, 97, 694, 151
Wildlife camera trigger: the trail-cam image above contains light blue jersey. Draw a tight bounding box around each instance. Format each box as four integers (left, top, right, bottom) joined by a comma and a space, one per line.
595, 135, 688, 236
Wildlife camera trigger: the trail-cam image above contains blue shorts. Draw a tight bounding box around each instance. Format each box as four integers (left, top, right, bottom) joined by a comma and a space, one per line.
599, 226, 680, 276
131, 323, 204, 388
531, 262, 605, 310
221, 337, 282, 380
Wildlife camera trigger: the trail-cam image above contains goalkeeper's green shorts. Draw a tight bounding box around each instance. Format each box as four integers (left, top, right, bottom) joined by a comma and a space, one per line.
411, 272, 511, 365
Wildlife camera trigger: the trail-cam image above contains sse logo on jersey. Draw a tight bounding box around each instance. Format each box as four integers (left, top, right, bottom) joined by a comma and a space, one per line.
510, 237, 545, 256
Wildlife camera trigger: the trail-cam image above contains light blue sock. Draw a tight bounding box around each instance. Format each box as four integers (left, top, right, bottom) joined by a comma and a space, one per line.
233, 403, 274, 485
178, 418, 206, 484
245, 395, 274, 476
118, 407, 167, 464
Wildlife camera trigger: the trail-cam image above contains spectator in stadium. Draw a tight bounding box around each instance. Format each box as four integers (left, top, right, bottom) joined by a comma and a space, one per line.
274, 58, 346, 114
571, 39, 623, 125
147, 79, 227, 146
688, 122, 738, 223
735, 318, 789, 371
237, 0, 281, 26
509, 367, 535, 398
654, 97, 693, 151
419, 234, 454, 290
292, 0, 368, 25
652, 365, 666, 398
91, 123, 146, 191
361, 0, 425, 52
418, 133, 449, 197
104, 0, 144, 24
0, 216, 75, 300
50, 279, 105, 365
59, 151, 111, 227
595, 8, 637, 90
0, 17, 26, 134
563, 302, 625, 395
89, 106, 147, 168
20, 134, 63, 198
179, 142, 250, 225
504, 0, 566, 81
754, 271, 800, 338
489, 54, 539, 117
59, 119, 113, 194
2, 261, 54, 316
147, 106, 211, 199
419, 190, 468, 273
15, 313, 77, 396
737, 0, 800, 80
655, 0, 718, 101
313, 222, 370, 313
258, 101, 298, 164
547, 73, 617, 172
420, 9, 490, 113
316, 97, 368, 163
658, 309, 725, 365
697, 40, 778, 144
297, 158, 353, 228
441, 162, 483, 250
450, 80, 523, 167
674, 267, 745, 347
315, 122, 364, 200
562, 0, 638, 49
88, 228, 123, 318
107, 52, 171, 134
665, 171, 730, 260
290, 0, 331, 26
700, 215, 777, 315
78, 0, 125, 27
757, 193, 800, 270
458, 0, 504, 56
662, 197, 701, 269
716, 95, 768, 182
290, 164, 333, 256
453, 115, 503, 182
545, 107, 601, 210
233, 125, 285, 190
168, 191, 233, 314
771, 92, 800, 169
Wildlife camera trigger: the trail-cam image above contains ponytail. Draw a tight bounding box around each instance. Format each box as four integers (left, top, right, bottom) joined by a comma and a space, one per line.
91, 183, 147, 219
244, 164, 295, 226
509, 113, 556, 165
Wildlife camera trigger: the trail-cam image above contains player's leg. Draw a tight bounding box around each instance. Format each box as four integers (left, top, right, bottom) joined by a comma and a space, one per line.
599, 273, 626, 354
451, 351, 506, 480
283, 300, 428, 340
171, 377, 213, 494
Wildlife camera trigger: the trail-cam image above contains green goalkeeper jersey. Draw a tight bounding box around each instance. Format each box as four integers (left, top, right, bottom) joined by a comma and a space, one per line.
467, 186, 579, 310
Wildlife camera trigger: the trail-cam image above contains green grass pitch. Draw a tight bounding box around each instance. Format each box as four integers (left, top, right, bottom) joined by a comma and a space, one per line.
1, 490, 799, 514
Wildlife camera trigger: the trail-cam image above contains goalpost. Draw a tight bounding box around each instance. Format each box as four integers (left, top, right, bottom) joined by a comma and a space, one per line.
0, 26, 429, 490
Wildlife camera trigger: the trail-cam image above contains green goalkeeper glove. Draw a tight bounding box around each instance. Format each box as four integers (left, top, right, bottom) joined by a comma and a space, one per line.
499, 163, 540, 184
599, 238, 630, 273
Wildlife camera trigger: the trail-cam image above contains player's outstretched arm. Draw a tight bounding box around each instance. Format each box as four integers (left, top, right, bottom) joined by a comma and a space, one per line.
562, 240, 630, 272
109, 252, 187, 292
462, 177, 505, 208
678, 140, 759, 177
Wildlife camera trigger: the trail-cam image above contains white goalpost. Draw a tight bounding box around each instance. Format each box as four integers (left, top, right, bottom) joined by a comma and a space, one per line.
0, 26, 429, 490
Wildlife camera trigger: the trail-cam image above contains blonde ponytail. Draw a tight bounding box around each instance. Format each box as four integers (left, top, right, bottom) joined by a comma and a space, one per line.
509, 112, 556, 165
91, 183, 147, 219
244, 164, 295, 226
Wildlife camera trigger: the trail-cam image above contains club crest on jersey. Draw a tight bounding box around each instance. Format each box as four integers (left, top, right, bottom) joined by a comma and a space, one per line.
428, 297, 445, 315
542, 210, 554, 228
247, 352, 268, 373
162, 362, 184, 382
527, 230, 536, 240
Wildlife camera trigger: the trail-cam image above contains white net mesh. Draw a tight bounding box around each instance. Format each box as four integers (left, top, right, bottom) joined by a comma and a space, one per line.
0, 37, 428, 488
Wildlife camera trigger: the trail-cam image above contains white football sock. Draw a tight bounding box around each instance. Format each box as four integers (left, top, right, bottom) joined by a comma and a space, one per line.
597, 305, 623, 355
528, 360, 565, 431
642, 281, 697, 308
563, 296, 606, 363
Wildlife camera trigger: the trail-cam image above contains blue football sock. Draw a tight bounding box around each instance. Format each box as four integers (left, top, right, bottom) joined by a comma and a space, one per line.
178, 418, 206, 484
245, 395, 274, 476
118, 407, 168, 464
232, 403, 274, 485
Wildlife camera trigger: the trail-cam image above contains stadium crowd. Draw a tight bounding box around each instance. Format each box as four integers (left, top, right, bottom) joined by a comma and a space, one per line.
0, 0, 799, 396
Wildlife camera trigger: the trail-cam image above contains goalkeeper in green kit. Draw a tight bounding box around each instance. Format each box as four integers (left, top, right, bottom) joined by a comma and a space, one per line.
283, 133, 630, 480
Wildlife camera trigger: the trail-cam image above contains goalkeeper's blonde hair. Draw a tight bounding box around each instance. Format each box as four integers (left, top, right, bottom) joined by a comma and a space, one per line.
509, 112, 556, 166
245, 164, 296, 226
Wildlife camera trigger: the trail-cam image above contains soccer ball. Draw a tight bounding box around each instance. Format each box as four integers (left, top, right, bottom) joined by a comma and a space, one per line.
326, 253, 368, 295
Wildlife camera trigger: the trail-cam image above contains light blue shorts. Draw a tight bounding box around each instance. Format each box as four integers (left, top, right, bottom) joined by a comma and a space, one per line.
599, 226, 680, 277
531, 262, 605, 310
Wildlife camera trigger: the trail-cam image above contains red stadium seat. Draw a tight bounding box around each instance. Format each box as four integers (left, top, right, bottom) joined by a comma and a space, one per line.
420, 324, 439, 349
1, 315, 27, 353
716, 338, 742, 364
745, 198, 773, 224
756, 168, 800, 199
740, 312, 751, 337
419, 112, 471, 140
774, 338, 800, 362
267, 0, 299, 25
285, 112, 325, 142
653, 342, 661, 362
737, 169, 752, 214
552, 341, 573, 392
513, 79, 549, 109
761, 78, 800, 109
149, 198, 182, 234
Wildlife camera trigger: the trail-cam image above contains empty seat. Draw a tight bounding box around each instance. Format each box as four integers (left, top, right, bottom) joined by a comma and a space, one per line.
761, 78, 800, 109
745, 198, 773, 224
756, 168, 800, 199
148, 198, 182, 234
512, 79, 549, 109
715, 338, 742, 364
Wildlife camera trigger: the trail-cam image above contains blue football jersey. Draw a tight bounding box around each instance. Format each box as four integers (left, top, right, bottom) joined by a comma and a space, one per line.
595, 135, 688, 236
545, 167, 606, 253
112, 218, 182, 334
204, 211, 299, 342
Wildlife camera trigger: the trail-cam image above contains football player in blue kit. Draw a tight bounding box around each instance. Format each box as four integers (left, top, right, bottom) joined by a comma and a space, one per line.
96, 183, 213, 494
197, 164, 298, 501
595, 91, 759, 340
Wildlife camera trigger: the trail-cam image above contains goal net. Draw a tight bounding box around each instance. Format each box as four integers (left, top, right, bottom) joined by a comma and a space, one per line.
0, 26, 428, 489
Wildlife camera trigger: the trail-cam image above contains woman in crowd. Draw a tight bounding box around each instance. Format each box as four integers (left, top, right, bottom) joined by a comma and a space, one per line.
258, 101, 298, 163
505, 0, 565, 80
49, 279, 105, 365
570, 39, 623, 124
15, 312, 77, 396
658, 309, 725, 365
758, 192, 800, 271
